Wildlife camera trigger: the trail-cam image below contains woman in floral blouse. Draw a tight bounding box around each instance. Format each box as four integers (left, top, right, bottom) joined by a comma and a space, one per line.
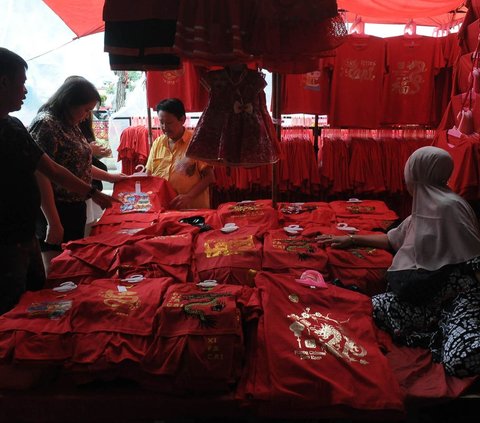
29, 76, 124, 273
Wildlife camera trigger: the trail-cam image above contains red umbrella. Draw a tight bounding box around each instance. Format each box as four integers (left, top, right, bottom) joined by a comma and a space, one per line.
42, 0, 104, 39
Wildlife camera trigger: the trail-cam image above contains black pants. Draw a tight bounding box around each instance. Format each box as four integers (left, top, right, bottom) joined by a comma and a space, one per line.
0, 237, 45, 315
36, 201, 87, 252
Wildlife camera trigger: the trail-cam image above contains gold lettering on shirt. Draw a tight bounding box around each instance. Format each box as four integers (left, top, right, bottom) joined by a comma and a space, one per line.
341, 59, 377, 81
228, 204, 263, 217
102, 289, 140, 316
288, 307, 368, 364
272, 237, 316, 254
345, 205, 375, 214
391, 60, 426, 95
204, 235, 255, 258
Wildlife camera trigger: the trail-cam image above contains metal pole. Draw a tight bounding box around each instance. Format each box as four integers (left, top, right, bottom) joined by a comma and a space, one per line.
271, 72, 282, 207
145, 72, 154, 147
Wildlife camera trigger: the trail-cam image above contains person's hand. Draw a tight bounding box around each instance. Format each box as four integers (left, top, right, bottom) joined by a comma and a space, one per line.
90, 142, 111, 158
169, 193, 193, 210
45, 222, 64, 245
108, 173, 128, 183
317, 234, 352, 249
91, 190, 122, 209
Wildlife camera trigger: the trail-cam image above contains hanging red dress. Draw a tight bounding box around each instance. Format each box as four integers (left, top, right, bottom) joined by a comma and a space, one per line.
185, 68, 280, 166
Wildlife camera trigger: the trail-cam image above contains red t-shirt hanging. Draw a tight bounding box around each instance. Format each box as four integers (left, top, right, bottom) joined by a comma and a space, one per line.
280, 61, 331, 115
329, 35, 387, 128
382, 36, 444, 126
146, 63, 208, 112
433, 130, 480, 200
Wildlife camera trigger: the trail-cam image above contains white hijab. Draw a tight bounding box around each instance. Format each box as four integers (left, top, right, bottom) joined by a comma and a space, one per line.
388, 146, 480, 272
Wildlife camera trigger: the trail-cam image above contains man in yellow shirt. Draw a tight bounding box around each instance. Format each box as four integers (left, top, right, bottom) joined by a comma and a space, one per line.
146, 98, 214, 209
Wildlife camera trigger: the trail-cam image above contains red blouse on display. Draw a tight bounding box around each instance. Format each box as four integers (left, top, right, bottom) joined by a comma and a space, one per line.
329, 35, 387, 128
280, 62, 331, 115
382, 36, 444, 126
433, 130, 480, 200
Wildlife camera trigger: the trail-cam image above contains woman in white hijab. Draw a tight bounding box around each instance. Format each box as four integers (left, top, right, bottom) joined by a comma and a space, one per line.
319, 146, 480, 377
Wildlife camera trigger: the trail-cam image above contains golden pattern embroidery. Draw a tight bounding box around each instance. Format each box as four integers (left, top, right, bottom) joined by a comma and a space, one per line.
102, 289, 140, 316
228, 204, 263, 218
161, 68, 184, 84
273, 237, 316, 255
288, 307, 368, 364
350, 247, 377, 259
391, 60, 426, 95
204, 235, 255, 258
345, 205, 375, 214
180, 292, 234, 327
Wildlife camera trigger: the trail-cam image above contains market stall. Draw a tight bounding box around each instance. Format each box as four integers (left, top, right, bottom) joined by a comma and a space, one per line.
3, 1, 480, 422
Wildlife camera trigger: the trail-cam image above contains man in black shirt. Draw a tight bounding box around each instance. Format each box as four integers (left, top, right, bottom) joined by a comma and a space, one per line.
0, 48, 116, 314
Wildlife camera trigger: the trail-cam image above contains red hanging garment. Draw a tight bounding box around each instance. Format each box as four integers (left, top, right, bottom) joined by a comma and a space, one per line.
329, 35, 387, 128
433, 130, 480, 200
146, 63, 208, 112
280, 61, 331, 115
186, 68, 280, 166
382, 36, 444, 126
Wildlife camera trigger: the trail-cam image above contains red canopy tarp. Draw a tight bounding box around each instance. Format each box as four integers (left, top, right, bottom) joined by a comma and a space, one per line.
44, 0, 466, 41
42, 0, 104, 38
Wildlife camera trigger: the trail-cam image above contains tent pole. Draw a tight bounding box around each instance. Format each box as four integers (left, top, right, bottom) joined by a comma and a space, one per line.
313, 113, 319, 157
147, 105, 153, 147
145, 72, 154, 147
271, 72, 282, 207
